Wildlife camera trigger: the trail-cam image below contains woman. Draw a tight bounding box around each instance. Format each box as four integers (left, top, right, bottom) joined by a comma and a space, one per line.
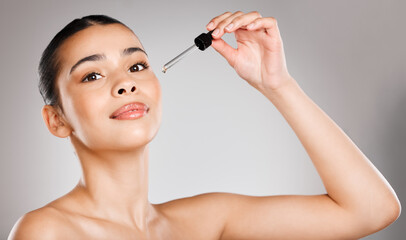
8, 11, 400, 239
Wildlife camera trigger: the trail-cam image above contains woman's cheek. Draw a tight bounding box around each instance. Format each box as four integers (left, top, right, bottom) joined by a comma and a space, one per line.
151, 79, 163, 132
150, 76, 162, 103
68, 90, 105, 144
149, 78, 162, 112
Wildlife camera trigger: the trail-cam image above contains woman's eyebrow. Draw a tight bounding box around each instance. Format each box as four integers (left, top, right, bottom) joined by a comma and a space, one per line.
69, 47, 147, 75
70, 54, 105, 74
122, 47, 147, 57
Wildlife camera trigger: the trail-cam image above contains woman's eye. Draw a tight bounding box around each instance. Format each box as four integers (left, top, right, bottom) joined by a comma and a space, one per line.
129, 63, 147, 73
82, 72, 102, 82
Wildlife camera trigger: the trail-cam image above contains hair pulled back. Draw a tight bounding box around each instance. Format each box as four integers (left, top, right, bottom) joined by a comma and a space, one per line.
38, 15, 128, 107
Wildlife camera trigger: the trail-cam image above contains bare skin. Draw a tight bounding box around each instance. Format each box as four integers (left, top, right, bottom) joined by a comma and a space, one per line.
9, 11, 401, 240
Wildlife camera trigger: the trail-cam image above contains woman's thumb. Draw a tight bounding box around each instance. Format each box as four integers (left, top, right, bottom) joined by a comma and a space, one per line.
211, 38, 237, 67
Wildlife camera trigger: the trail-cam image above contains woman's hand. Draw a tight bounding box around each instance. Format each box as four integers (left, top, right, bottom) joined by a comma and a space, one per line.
207, 11, 294, 94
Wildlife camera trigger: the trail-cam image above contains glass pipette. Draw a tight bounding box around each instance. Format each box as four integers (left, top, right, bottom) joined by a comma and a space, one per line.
162, 30, 214, 73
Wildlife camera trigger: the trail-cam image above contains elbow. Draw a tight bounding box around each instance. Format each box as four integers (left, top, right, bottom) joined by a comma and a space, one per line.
382, 192, 402, 226
384, 197, 401, 226
366, 196, 402, 233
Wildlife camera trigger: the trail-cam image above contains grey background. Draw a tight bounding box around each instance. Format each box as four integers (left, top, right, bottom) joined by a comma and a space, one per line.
1, 0, 404, 239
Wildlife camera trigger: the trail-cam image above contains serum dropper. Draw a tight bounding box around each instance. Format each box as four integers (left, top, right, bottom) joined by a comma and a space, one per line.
162, 30, 214, 73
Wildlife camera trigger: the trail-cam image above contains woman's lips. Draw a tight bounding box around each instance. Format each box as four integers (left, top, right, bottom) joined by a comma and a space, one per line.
112, 109, 148, 120
110, 102, 149, 120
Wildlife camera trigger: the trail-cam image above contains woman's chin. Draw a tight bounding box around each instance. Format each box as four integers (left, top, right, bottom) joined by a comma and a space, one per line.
71, 122, 160, 152
107, 132, 155, 150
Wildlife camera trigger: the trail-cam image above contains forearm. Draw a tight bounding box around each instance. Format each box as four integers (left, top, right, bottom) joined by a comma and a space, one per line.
263, 77, 400, 217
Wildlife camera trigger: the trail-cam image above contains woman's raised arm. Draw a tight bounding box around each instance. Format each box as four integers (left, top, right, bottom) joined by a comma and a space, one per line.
204, 11, 401, 239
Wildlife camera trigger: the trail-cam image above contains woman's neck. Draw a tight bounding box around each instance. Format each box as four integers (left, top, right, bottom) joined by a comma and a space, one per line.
69, 136, 155, 231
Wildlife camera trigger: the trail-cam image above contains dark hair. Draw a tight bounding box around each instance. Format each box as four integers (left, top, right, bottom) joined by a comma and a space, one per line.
38, 15, 129, 108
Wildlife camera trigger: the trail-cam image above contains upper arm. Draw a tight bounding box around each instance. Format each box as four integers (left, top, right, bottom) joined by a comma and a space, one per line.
218, 193, 388, 240
8, 208, 67, 240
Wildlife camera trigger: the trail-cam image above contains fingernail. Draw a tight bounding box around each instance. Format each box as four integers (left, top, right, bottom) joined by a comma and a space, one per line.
212, 28, 220, 37
225, 23, 234, 31
247, 23, 255, 29
207, 22, 214, 29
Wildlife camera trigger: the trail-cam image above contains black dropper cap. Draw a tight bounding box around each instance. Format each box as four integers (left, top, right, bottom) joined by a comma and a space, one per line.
194, 30, 214, 51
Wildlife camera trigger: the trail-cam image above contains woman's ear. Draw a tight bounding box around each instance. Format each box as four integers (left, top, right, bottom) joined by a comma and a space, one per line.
41, 105, 72, 138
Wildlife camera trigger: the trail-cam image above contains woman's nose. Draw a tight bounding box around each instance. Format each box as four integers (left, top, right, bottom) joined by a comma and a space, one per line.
112, 80, 137, 97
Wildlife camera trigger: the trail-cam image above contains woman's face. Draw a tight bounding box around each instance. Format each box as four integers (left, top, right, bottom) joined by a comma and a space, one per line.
55, 23, 162, 151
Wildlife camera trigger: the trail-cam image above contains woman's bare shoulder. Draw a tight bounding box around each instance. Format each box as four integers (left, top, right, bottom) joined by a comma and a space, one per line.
8, 205, 76, 240
155, 192, 239, 240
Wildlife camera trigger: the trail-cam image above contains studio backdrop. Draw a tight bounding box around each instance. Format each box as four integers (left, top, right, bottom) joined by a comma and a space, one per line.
0, 0, 404, 239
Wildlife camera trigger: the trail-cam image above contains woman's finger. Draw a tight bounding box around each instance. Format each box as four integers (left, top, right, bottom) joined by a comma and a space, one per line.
246, 17, 281, 38
223, 11, 262, 33
206, 11, 233, 30
208, 11, 244, 39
